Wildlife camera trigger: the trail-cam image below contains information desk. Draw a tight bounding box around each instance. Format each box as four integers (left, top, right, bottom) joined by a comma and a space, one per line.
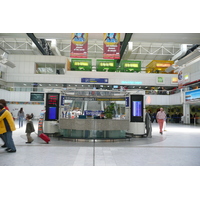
59, 118, 129, 139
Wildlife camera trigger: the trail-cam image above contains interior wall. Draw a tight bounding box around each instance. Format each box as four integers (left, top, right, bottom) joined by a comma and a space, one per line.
4, 55, 178, 87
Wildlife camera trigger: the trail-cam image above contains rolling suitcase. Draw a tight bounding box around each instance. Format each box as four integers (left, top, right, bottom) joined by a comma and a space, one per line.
39, 133, 50, 144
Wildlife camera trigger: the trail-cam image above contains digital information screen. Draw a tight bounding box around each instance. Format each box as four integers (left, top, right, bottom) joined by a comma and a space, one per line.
45, 93, 60, 121
48, 107, 57, 120
130, 95, 143, 122
132, 101, 142, 117
47, 94, 59, 106
30, 93, 44, 101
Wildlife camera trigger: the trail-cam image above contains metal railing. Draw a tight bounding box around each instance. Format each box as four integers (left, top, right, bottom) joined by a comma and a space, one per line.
0, 86, 183, 95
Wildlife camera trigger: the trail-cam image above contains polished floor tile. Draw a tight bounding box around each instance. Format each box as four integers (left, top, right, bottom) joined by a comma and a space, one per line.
0, 121, 200, 166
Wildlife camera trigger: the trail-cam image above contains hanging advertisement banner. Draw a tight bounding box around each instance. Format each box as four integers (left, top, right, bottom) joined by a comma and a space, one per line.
103, 33, 120, 59
70, 33, 88, 58
178, 69, 184, 89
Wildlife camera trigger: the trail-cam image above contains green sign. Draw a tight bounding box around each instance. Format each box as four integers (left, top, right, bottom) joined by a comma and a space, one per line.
158, 77, 164, 83
119, 60, 141, 72
96, 59, 117, 72
71, 59, 92, 71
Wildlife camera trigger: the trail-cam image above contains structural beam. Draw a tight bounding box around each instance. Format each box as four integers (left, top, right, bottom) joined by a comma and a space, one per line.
27, 33, 47, 55
117, 33, 133, 64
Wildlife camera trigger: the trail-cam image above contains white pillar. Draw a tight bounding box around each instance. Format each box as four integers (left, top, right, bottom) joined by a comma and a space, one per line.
183, 103, 190, 124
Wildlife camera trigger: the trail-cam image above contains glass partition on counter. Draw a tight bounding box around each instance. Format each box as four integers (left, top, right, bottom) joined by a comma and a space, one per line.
60, 89, 127, 120
59, 89, 128, 140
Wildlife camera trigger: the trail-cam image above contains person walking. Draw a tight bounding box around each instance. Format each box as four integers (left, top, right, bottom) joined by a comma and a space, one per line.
25, 114, 35, 144
156, 107, 166, 134
0, 103, 16, 153
18, 107, 25, 128
0, 99, 9, 148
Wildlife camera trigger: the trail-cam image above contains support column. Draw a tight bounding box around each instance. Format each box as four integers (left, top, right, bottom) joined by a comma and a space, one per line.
183, 103, 190, 124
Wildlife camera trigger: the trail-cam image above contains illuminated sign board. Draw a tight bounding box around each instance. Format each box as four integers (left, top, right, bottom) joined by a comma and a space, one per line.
120, 60, 141, 72
74, 62, 89, 66
156, 76, 165, 84
47, 94, 59, 106
71, 59, 92, 71
81, 78, 108, 83
99, 62, 114, 67
171, 77, 178, 84
45, 93, 60, 121
124, 63, 138, 68
184, 74, 189, 81
96, 59, 116, 72
156, 63, 171, 67
121, 81, 142, 84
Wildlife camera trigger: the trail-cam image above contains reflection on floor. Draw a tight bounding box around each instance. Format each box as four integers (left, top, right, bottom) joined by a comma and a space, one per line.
0, 121, 200, 166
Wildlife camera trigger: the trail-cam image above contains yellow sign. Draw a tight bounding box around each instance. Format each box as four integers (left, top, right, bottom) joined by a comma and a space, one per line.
156, 63, 171, 67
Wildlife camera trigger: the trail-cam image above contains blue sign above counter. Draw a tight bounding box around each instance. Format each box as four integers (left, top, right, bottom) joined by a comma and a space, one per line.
81, 78, 109, 83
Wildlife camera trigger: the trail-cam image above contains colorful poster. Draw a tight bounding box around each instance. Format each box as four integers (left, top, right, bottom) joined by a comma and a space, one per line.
70, 33, 88, 58
103, 33, 120, 59
185, 89, 200, 102
178, 69, 183, 89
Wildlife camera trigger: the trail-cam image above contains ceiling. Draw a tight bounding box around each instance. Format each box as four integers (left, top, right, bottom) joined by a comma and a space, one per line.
1, 33, 200, 91
1, 33, 200, 62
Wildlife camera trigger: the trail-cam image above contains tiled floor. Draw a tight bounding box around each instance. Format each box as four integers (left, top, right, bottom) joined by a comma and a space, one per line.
0, 121, 200, 166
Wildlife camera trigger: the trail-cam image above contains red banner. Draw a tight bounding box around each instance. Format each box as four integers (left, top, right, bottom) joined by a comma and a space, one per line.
70, 33, 88, 58
103, 33, 120, 59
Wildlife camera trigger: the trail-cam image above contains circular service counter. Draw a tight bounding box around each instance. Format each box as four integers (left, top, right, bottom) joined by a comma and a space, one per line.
59, 118, 129, 139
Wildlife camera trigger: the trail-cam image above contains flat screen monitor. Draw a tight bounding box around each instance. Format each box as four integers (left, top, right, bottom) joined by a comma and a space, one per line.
45, 93, 60, 121
30, 93, 44, 101
132, 101, 142, 117
130, 95, 143, 122
48, 107, 57, 120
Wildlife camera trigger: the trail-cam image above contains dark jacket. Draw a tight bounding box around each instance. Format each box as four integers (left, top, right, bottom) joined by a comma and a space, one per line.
25, 120, 35, 133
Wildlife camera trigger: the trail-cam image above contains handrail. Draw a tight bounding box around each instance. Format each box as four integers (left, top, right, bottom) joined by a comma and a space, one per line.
0, 86, 183, 95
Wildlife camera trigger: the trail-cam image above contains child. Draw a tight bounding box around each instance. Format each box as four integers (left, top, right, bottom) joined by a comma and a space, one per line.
25, 114, 35, 144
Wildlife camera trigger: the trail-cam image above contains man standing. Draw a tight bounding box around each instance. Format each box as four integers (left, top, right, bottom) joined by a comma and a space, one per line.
0, 103, 16, 153
156, 107, 166, 135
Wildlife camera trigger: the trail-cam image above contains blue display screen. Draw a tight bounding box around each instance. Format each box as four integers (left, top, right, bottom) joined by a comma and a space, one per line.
48, 107, 57, 120
132, 101, 142, 117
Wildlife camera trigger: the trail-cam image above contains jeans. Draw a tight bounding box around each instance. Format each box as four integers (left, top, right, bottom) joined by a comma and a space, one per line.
19, 117, 24, 128
0, 134, 6, 144
4, 131, 16, 151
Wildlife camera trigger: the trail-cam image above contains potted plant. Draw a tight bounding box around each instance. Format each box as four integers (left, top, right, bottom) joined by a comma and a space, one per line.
104, 103, 115, 119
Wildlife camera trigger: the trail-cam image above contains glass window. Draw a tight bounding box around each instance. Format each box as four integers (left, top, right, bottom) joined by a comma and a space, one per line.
35, 63, 46, 74
56, 64, 65, 74
35, 63, 65, 74
46, 63, 56, 74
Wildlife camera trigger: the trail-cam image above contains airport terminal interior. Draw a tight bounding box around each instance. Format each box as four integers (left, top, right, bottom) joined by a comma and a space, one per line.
1, 33, 200, 168
1, 3, 200, 198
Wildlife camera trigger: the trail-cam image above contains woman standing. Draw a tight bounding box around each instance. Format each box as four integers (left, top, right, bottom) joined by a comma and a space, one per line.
18, 107, 25, 128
